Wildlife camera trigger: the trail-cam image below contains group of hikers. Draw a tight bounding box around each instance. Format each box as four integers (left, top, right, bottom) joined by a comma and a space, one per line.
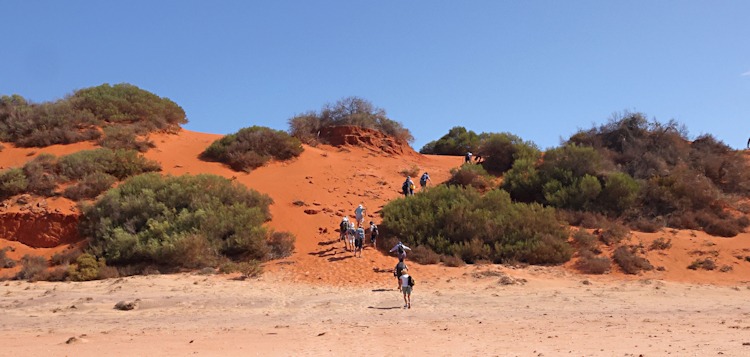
402, 172, 431, 197
339, 204, 378, 258
337, 204, 414, 309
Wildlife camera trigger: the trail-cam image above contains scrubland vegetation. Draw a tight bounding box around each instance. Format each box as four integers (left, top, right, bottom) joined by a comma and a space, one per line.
0, 148, 161, 201
0, 83, 186, 148
201, 126, 303, 172
288, 96, 413, 145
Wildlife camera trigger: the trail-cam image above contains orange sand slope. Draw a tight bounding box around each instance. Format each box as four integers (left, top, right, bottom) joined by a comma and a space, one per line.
2, 129, 750, 286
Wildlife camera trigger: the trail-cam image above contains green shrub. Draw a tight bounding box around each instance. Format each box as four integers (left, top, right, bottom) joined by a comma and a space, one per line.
501, 157, 543, 203
71, 83, 186, 133
0, 248, 16, 268
399, 165, 420, 178
267, 231, 296, 259
63, 172, 117, 200
15, 255, 48, 281
98, 125, 155, 152
22, 154, 58, 196
613, 245, 653, 274
219, 260, 262, 278
576, 250, 611, 274
572, 229, 599, 253
409, 245, 441, 265
288, 96, 413, 145
57, 148, 161, 181
688, 258, 716, 271
599, 221, 630, 246
80, 173, 288, 269
478, 133, 540, 174
441, 254, 466, 267
649, 237, 672, 251
67, 253, 105, 281
0, 168, 28, 200
201, 126, 303, 172
420, 126, 483, 155
380, 185, 572, 265
447, 163, 494, 191
50, 248, 82, 266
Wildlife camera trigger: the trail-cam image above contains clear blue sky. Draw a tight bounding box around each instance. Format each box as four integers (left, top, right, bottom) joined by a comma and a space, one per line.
2, 1, 748, 151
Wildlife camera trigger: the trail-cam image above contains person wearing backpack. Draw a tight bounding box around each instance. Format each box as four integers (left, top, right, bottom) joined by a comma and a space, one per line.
354, 225, 365, 258
347, 221, 356, 253
389, 241, 411, 261
369, 221, 379, 247
399, 268, 414, 309
394, 260, 407, 291
419, 172, 431, 190
402, 176, 414, 197
339, 217, 350, 251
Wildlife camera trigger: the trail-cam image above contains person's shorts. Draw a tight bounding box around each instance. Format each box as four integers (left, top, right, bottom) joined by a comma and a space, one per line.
355, 238, 363, 248
402, 286, 412, 294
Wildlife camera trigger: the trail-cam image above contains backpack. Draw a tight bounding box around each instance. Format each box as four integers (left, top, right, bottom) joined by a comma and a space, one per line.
398, 245, 404, 254
408, 275, 415, 287
402, 181, 409, 193
420, 173, 428, 184
371, 225, 379, 237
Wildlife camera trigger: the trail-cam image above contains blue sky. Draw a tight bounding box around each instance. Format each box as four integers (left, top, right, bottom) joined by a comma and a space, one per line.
2, 1, 748, 151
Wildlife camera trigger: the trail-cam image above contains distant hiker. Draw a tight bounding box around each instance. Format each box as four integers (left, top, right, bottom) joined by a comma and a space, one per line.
354, 226, 365, 257
369, 221, 379, 247
394, 260, 408, 291
402, 177, 414, 197
419, 172, 431, 190
347, 221, 357, 252
355, 204, 366, 227
465, 151, 472, 164
474, 154, 483, 164
747, 137, 749, 149
339, 217, 350, 250
390, 241, 411, 261
400, 268, 413, 309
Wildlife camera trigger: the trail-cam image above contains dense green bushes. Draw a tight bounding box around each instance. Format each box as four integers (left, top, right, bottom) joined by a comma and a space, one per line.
80, 173, 294, 270
447, 163, 495, 191
380, 185, 572, 265
0, 84, 186, 148
288, 96, 413, 145
0, 148, 160, 200
420, 126, 483, 155
201, 126, 303, 172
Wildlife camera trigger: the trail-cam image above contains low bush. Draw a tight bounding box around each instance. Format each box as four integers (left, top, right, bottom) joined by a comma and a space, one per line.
688, 258, 716, 271
478, 132, 540, 174
599, 221, 630, 246
572, 229, 599, 253
0, 248, 16, 268
575, 250, 611, 274
441, 254, 466, 267
447, 164, 494, 191
22, 154, 58, 196
629, 218, 663, 233
98, 125, 155, 152
15, 255, 48, 281
399, 165, 420, 178
50, 248, 82, 266
67, 253, 105, 281
201, 126, 303, 172
408, 245, 441, 265
288, 96, 414, 145
81, 173, 292, 271
0, 168, 28, 200
612, 245, 653, 274
63, 172, 117, 200
219, 260, 262, 278
267, 231, 296, 259
57, 148, 161, 181
649, 237, 672, 251
380, 185, 572, 265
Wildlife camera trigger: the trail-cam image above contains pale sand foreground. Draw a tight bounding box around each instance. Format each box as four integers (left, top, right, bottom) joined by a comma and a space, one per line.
2, 266, 749, 357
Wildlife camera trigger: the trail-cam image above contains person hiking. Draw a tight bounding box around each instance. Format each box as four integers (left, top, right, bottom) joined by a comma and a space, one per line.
394, 260, 407, 291
347, 221, 356, 252
400, 268, 413, 309
419, 172, 431, 190
402, 176, 414, 197
389, 241, 411, 261
339, 217, 350, 250
354, 204, 366, 227
354, 225, 365, 257
465, 151, 473, 164
369, 221, 379, 247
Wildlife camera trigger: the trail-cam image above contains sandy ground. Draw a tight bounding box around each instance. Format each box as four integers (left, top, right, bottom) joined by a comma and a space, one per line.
3, 130, 750, 356
1, 267, 749, 356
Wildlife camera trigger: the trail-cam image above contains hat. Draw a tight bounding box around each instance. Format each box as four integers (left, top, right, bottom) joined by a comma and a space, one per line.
343, 216, 348, 221
358, 204, 363, 208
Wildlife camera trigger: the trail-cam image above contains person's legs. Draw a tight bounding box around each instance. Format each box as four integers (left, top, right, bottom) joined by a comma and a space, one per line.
407, 292, 411, 308
403, 291, 408, 307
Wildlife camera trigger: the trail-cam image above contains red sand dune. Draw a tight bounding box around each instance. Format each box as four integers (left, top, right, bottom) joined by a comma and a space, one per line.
2, 129, 750, 286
